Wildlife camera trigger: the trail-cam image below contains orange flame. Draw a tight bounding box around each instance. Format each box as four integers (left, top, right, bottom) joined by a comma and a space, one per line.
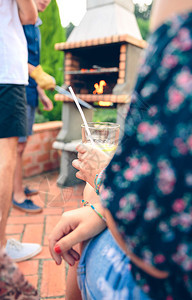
93, 80, 112, 106
93, 80, 106, 94
98, 101, 112, 107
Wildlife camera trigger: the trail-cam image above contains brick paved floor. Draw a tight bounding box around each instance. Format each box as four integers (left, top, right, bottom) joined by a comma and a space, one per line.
6, 170, 85, 299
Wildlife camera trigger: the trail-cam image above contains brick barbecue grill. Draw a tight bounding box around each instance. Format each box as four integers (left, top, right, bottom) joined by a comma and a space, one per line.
53, 0, 147, 187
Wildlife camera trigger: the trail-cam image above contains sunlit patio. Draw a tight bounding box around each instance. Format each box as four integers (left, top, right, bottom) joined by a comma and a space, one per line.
6, 170, 85, 299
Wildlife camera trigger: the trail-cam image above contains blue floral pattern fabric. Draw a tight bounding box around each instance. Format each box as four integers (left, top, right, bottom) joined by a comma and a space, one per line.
100, 11, 192, 300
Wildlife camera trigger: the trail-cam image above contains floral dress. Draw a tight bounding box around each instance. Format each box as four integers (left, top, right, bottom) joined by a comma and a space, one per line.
100, 11, 192, 300
0, 249, 39, 299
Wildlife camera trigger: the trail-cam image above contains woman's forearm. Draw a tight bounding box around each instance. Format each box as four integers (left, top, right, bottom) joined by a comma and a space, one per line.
150, 0, 192, 32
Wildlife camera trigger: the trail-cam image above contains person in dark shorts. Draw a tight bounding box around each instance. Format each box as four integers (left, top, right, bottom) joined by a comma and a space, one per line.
0, 85, 27, 138
12, 0, 53, 214
0, 0, 45, 263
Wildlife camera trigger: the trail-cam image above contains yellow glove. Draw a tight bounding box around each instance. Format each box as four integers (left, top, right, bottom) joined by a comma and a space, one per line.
30, 65, 56, 90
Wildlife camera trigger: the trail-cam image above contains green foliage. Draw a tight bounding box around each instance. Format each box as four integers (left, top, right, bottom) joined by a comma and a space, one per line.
134, 2, 152, 40
93, 108, 117, 123
134, 3, 152, 20
37, 0, 66, 122
35, 110, 49, 123
137, 18, 150, 40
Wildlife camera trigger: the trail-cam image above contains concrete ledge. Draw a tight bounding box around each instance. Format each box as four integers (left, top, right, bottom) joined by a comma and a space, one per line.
52, 140, 81, 152
33, 121, 63, 133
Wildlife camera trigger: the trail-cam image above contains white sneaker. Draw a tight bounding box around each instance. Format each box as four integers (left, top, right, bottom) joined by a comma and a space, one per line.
5, 239, 42, 262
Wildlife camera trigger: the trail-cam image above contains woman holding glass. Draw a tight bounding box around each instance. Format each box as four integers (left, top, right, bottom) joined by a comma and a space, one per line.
49, 0, 192, 299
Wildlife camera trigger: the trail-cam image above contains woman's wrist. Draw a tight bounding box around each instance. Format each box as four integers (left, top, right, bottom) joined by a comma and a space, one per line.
94, 168, 106, 195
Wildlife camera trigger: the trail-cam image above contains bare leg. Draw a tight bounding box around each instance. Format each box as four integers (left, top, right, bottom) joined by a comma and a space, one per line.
65, 184, 99, 300
13, 141, 27, 203
65, 244, 82, 300
0, 137, 18, 247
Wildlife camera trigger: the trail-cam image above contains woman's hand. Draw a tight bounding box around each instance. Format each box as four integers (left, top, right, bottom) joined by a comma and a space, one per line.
48, 205, 107, 266
72, 143, 111, 187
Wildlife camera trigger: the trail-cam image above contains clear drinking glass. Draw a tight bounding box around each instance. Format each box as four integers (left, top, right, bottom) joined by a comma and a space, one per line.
81, 122, 120, 156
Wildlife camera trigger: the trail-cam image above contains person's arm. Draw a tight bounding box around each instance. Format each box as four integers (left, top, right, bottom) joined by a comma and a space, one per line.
72, 143, 111, 187
48, 204, 107, 266
30, 64, 56, 90
150, 0, 192, 32
28, 63, 35, 75
16, 0, 37, 25
28, 64, 53, 110
28, 63, 56, 91
37, 86, 53, 111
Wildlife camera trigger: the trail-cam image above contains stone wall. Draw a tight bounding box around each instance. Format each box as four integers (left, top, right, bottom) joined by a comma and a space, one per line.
22, 121, 62, 178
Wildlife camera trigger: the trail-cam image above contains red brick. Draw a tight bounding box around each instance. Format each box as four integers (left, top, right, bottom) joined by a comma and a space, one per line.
106, 36, 112, 43
28, 133, 41, 143
72, 61, 79, 68
63, 199, 81, 211
43, 162, 54, 172
22, 224, 43, 244
51, 150, 59, 161
25, 275, 38, 289
18, 260, 39, 276
25, 143, 42, 153
43, 234, 49, 246
65, 52, 72, 59
120, 34, 129, 42
110, 95, 118, 102
64, 58, 72, 67
120, 44, 127, 53
65, 74, 72, 81
117, 95, 130, 103
98, 37, 105, 44
41, 260, 66, 297
43, 141, 52, 151
87, 39, 92, 46
38, 131, 50, 140
51, 130, 59, 138
119, 61, 126, 70
120, 52, 126, 61
23, 156, 33, 166
10, 208, 27, 216
6, 234, 21, 241
112, 35, 119, 43
119, 70, 125, 79
35, 246, 51, 259
7, 215, 44, 225
6, 224, 24, 234
42, 207, 63, 216
45, 215, 61, 234
37, 153, 50, 163
24, 165, 42, 177
65, 66, 73, 72
117, 78, 125, 84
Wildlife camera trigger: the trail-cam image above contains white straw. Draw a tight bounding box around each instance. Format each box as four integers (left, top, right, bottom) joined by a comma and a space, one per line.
69, 86, 95, 146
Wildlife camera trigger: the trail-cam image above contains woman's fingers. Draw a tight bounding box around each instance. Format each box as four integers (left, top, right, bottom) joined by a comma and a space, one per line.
61, 248, 80, 266
69, 248, 80, 261
76, 143, 90, 153
76, 170, 87, 181
72, 159, 81, 170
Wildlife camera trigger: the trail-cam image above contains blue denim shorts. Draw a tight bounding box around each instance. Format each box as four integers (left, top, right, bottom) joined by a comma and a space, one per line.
77, 229, 150, 300
18, 104, 36, 143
